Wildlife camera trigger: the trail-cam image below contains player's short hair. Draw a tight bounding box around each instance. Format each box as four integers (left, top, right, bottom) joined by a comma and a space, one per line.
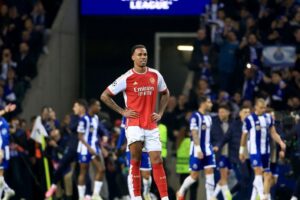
255, 98, 266, 106
75, 99, 88, 110
131, 44, 146, 55
88, 98, 99, 107
41, 105, 49, 113
218, 103, 230, 111
198, 96, 208, 106
240, 104, 251, 111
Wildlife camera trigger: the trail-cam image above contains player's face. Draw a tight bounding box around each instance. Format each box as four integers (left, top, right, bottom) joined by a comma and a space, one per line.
239, 108, 250, 120
92, 101, 101, 114
132, 48, 147, 67
73, 103, 80, 115
255, 102, 266, 115
205, 99, 213, 112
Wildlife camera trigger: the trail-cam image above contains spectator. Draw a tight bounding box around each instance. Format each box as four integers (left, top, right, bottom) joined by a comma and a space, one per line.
241, 66, 264, 101
266, 71, 288, 110
188, 79, 216, 110
0, 4, 9, 37
16, 42, 37, 82
0, 86, 6, 108
239, 34, 263, 68
217, 31, 239, 92
0, 48, 17, 81
189, 41, 217, 85
161, 96, 178, 142
3, 67, 25, 117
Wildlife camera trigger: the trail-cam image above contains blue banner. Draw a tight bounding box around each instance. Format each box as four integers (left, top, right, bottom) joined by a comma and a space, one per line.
81, 0, 210, 16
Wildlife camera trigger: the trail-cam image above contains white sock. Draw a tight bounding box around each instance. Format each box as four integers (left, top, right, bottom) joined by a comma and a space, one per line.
265, 193, 271, 200
93, 181, 103, 196
213, 183, 222, 197
205, 174, 215, 200
51, 184, 57, 189
143, 177, 152, 195
161, 197, 169, 200
178, 175, 197, 195
291, 196, 298, 200
77, 185, 86, 198
250, 186, 258, 200
221, 184, 232, 200
132, 196, 142, 200
253, 175, 264, 199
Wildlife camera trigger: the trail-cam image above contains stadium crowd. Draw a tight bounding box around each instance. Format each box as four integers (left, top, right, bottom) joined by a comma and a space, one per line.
0, 0, 300, 200
0, 0, 61, 117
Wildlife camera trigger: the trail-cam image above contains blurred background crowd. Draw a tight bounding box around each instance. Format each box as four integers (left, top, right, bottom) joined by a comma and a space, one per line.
0, 0, 299, 200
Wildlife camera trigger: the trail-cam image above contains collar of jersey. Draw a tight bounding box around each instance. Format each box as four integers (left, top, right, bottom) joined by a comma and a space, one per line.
132, 67, 148, 75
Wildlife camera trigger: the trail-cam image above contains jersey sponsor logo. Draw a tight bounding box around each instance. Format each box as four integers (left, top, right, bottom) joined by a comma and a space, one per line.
149, 77, 155, 84
255, 125, 261, 131
89, 126, 94, 133
192, 163, 198, 170
253, 159, 258, 165
133, 86, 154, 96
219, 161, 224, 167
1, 128, 7, 135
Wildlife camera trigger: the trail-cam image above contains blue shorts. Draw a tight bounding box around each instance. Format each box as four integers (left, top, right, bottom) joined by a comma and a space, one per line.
189, 154, 216, 171
270, 162, 279, 177
78, 146, 100, 163
126, 151, 151, 171
250, 154, 270, 172
0, 159, 8, 170
217, 155, 232, 169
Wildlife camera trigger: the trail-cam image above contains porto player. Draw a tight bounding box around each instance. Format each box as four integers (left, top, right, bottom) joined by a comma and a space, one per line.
101, 44, 170, 200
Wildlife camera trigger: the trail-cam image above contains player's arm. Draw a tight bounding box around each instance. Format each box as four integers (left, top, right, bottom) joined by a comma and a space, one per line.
239, 118, 250, 162
78, 132, 96, 155
0, 104, 16, 116
270, 126, 286, 154
100, 90, 125, 116
239, 131, 247, 162
191, 129, 203, 159
158, 89, 170, 116
152, 89, 170, 122
100, 90, 138, 118
214, 128, 232, 152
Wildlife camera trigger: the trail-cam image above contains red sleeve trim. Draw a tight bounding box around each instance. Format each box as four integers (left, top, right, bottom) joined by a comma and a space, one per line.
106, 87, 115, 96
159, 88, 168, 94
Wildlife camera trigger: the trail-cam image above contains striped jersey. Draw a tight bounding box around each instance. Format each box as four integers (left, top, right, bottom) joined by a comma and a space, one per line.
189, 111, 213, 156
77, 114, 99, 155
0, 117, 10, 160
243, 113, 273, 155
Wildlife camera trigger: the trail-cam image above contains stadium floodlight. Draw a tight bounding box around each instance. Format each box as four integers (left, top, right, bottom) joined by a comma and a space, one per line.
177, 45, 193, 51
